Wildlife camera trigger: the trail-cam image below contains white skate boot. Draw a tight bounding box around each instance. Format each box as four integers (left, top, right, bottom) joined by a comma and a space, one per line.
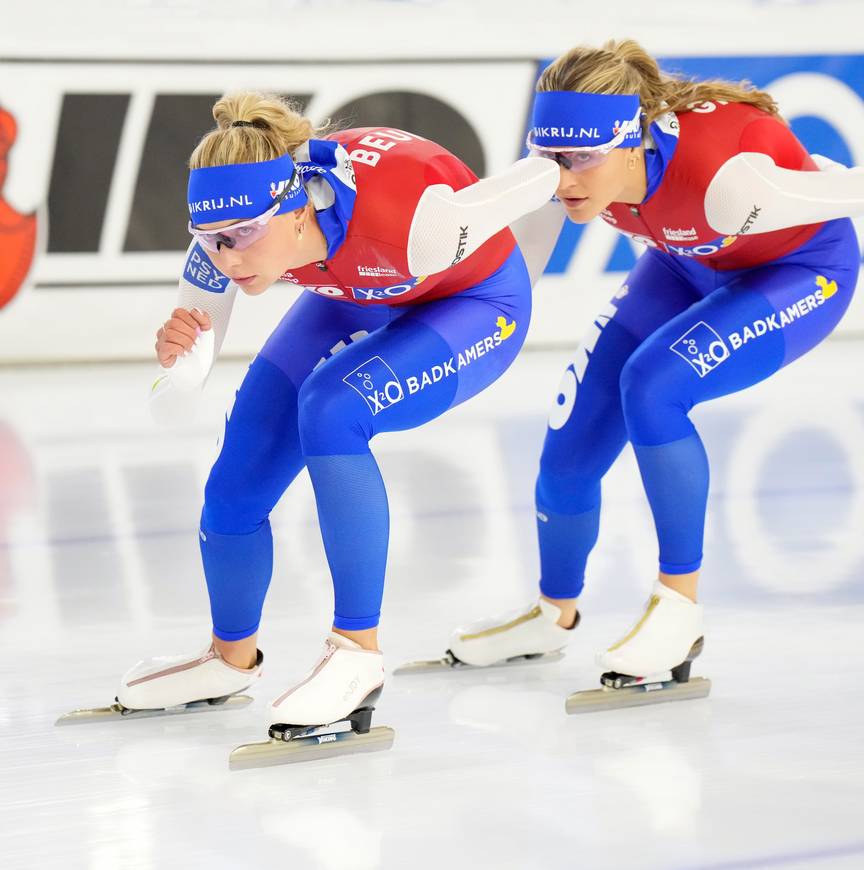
56, 643, 262, 725
394, 598, 578, 674
566, 581, 711, 714
229, 634, 394, 769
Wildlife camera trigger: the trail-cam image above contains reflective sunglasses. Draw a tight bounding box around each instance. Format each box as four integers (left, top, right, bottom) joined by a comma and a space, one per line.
530, 148, 611, 173
188, 167, 299, 253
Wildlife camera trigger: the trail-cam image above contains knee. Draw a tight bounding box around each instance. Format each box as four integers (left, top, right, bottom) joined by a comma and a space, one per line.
298, 369, 369, 456
536, 435, 602, 514
202, 461, 268, 534
203, 426, 287, 533
619, 345, 692, 445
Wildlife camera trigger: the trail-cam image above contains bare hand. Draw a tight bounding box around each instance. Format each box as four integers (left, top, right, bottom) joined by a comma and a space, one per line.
155, 307, 212, 368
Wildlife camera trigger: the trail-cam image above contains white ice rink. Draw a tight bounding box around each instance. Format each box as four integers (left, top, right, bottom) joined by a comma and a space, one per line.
1, 340, 864, 870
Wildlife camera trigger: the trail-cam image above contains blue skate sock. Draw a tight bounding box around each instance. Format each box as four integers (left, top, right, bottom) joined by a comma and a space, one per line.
536, 503, 600, 600
305, 453, 389, 630
200, 520, 274, 641
633, 432, 709, 574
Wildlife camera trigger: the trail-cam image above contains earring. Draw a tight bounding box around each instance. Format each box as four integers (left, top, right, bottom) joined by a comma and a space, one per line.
297, 224, 304, 241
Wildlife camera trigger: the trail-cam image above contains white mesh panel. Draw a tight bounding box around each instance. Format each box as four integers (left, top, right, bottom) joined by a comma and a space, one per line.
406, 158, 558, 276
705, 152, 864, 235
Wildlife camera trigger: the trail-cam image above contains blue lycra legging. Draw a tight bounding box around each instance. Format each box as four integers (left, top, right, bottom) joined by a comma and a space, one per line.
201, 248, 531, 639
536, 219, 860, 599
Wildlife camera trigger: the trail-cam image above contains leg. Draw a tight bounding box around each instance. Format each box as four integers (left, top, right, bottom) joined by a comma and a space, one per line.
435, 254, 706, 669
201, 293, 392, 665
535, 251, 704, 623
620, 220, 859, 598
297, 249, 533, 644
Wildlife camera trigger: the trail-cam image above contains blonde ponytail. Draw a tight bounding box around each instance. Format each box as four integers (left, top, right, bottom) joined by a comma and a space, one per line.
539, 39, 779, 125
189, 91, 326, 169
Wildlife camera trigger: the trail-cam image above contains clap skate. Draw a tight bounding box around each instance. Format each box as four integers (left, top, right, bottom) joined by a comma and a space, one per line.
394, 598, 576, 674
55, 644, 262, 726
229, 634, 394, 770
566, 581, 711, 714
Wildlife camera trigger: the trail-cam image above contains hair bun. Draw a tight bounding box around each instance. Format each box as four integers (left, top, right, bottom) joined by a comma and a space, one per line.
192, 91, 320, 169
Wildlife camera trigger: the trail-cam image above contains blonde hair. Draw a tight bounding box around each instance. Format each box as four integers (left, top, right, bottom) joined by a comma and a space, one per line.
189, 91, 325, 169
539, 39, 779, 125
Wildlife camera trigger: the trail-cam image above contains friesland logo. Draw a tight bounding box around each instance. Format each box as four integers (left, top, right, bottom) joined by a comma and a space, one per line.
343, 356, 405, 414
669, 321, 731, 377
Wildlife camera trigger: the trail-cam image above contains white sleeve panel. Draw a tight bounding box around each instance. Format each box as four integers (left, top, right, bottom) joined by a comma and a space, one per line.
165, 241, 239, 392
509, 198, 567, 287
705, 152, 864, 236
406, 158, 559, 277
176, 241, 239, 360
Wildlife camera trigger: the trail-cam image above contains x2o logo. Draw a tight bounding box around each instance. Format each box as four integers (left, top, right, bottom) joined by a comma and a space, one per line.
343, 356, 405, 414
669, 321, 731, 377
351, 282, 416, 301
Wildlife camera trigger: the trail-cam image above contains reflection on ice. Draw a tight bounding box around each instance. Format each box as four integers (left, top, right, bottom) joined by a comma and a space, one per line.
0, 343, 862, 869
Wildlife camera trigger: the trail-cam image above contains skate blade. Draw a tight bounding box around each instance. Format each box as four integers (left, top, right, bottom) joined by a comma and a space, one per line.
565, 677, 711, 715
54, 693, 254, 726
229, 725, 395, 770
392, 650, 564, 675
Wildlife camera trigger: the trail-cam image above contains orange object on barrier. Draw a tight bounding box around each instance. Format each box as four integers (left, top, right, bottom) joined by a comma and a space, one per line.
0, 106, 37, 310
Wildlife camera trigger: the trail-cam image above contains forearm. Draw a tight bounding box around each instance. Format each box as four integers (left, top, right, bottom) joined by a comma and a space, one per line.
705, 152, 864, 236
406, 158, 559, 277
176, 278, 238, 360
509, 199, 567, 286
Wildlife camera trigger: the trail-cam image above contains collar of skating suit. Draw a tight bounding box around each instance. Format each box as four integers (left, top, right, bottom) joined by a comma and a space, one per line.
293, 138, 357, 259
643, 111, 681, 202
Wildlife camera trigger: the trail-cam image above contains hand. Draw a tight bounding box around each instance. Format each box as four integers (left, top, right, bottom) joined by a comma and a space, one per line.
155, 307, 212, 368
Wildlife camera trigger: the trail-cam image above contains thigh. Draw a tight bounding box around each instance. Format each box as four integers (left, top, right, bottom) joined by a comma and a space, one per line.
206, 292, 392, 513
622, 241, 859, 444
298, 248, 532, 450
259, 289, 394, 388
543, 249, 701, 459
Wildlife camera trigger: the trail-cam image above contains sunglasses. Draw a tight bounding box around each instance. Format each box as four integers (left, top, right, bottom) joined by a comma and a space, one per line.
529, 147, 611, 173
188, 167, 299, 254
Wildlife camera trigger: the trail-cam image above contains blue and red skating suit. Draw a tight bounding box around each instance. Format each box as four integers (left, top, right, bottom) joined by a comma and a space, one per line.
203, 126, 532, 637
537, 100, 858, 594
602, 102, 822, 270
280, 127, 516, 305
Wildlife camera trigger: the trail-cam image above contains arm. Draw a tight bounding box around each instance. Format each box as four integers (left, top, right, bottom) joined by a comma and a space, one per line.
406, 158, 559, 277
149, 243, 239, 424
163, 241, 239, 390
509, 198, 567, 286
705, 151, 864, 236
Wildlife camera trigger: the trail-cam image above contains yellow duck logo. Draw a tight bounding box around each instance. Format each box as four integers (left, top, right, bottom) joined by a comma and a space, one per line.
816, 275, 838, 299
496, 316, 517, 340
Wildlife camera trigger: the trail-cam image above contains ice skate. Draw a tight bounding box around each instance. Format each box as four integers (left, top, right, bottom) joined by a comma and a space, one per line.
229, 633, 394, 769
566, 581, 711, 714
55, 643, 262, 725
394, 598, 576, 674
